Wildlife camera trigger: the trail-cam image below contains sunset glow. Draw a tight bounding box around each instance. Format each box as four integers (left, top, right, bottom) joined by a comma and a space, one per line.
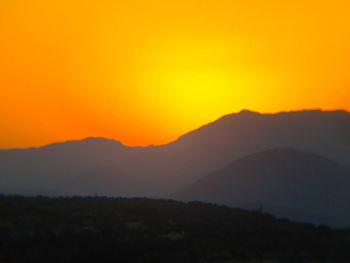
1, 0, 350, 148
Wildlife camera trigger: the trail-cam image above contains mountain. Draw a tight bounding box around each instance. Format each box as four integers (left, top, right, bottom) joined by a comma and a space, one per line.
0, 137, 147, 196
172, 148, 350, 227
0, 110, 349, 197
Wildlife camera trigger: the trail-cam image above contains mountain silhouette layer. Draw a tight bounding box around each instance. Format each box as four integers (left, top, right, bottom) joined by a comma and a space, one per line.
1, 196, 349, 262
172, 148, 350, 227
0, 110, 349, 199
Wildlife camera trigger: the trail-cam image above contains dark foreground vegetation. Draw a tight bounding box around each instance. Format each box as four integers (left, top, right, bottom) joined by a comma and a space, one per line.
0, 195, 349, 263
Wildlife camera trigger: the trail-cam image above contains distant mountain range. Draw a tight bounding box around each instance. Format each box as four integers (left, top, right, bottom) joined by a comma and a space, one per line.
171, 148, 350, 228
0, 109, 349, 226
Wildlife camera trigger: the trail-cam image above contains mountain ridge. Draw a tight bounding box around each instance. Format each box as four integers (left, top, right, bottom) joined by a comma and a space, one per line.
0, 109, 349, 202
1, 109, 348, 151
172, 147, 350, 227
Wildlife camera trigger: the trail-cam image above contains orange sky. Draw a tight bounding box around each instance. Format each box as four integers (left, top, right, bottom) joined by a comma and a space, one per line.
1, 0, 350, 148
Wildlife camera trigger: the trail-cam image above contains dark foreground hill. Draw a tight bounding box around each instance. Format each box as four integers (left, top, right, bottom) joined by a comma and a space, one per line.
172, 148, 350, 228
0, 110, 349, 197
0, 196, 349, 263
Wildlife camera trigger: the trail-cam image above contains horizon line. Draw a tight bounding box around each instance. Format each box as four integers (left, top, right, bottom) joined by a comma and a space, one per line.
1, 108, 348, 150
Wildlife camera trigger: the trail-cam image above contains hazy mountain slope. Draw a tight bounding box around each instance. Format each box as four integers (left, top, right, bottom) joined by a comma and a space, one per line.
93, 109, 350, 195
162, 110, 350, 180
0, 110, 349, 197
0, 138, 144, 194
172, 148, 350, 227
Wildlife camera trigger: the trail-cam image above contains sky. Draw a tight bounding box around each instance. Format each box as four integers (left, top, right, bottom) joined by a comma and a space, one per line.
0, 0, 350, 148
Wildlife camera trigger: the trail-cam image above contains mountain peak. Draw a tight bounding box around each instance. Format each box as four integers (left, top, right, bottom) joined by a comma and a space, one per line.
41, 137, 125, 150
226, 147, 333, 169
81, 137, 122, 144
238, 109, 259, 114
173, 147, 350, 227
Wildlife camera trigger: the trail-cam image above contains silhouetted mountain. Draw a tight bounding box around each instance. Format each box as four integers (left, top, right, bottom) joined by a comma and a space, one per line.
0, 196, 349, 262
172, 148, 350, 227
165, 109, 350, 176
0, 110, 349, 199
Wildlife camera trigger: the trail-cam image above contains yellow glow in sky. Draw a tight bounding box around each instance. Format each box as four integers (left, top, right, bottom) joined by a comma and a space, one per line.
0, 0, 350, 148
